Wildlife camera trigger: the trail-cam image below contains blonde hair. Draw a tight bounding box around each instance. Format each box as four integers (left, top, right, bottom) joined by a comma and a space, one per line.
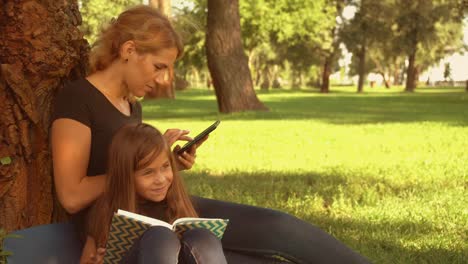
89, 5, 183, 78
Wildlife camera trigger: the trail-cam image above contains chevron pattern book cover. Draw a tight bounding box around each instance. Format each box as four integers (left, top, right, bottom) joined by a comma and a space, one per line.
104, 214, 151, 264
103, 210, 229, 264
174, 219, 229, 239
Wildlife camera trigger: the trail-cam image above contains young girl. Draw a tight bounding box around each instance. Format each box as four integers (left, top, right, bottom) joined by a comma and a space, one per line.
79, 123, 227, 264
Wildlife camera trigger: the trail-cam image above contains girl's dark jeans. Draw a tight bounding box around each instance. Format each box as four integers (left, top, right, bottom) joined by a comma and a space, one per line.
120, 226, 227, 264
192, 196, 371, 264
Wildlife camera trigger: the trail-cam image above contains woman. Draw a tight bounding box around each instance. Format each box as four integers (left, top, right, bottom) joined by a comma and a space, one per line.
51, 5, 370, 264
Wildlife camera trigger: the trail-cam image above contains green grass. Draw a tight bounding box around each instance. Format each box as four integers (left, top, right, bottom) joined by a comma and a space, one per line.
142, 86, 468, 264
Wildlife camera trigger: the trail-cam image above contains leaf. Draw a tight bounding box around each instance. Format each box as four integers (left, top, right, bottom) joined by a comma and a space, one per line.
0, 157, 11, 165
0, 251, 12, 257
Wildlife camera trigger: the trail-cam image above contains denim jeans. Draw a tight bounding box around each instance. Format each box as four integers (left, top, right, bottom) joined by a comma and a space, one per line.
120, 226, 227, 264
192, 196, 371, 264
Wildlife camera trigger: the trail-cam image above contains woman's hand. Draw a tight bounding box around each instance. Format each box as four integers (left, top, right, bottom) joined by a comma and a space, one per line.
164, 129, 192, 147
173, 135, 209, 171
85, 248, 106, 264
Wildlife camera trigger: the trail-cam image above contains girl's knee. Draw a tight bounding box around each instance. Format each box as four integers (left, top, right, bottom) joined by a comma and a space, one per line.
182, 228, 220, 247
141, 226, 180, 250
181, 229, 227, 264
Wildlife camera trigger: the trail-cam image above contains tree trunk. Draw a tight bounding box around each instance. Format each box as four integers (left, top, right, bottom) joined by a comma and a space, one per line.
0, 0, 88, 232
357, 44, 366, 93
321, 57, 331, 93
147, 0, 174, 99
466, 80, 468, 92
149, 0, 171, 16
260, 66, 270, 91
206, 0, 267, 113
379, 72, 391, 88
405, 35, 418, 92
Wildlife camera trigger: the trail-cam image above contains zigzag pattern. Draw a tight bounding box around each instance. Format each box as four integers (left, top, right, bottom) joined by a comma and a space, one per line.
174, 220, 229, 239
104, 214, 151, 264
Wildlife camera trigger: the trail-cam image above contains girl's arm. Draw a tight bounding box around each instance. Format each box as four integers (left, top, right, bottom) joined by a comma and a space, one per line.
52, 119, 106, 214
80, 236, 105, 264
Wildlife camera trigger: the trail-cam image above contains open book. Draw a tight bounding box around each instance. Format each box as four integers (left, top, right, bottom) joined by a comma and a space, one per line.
104, 209, 229, 264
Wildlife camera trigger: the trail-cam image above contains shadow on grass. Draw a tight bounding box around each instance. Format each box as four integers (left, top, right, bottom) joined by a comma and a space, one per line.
181, 171, 466, 264
142, 89, 468, 126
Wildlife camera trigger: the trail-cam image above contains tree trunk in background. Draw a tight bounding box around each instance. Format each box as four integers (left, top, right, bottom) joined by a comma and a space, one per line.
320, 57, 331, 93
206, 0, 267, 113
147, 0, 174, 99
405, 31, 418, 92
379, 72, 391, 88
0, 0, 88, 232
150, 0, 171, 16
357, 44, 366, 93
405, 50, 416, 92
260, 67, 270, 91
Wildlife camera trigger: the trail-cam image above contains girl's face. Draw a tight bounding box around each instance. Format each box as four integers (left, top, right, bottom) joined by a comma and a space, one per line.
124, 46, 178, 97
135, 150, 173, 203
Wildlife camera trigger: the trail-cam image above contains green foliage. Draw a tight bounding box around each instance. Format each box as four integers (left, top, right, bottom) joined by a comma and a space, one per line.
79, 0, 141, 45
394, 0, 464, 70
0, 228, 22, 264
0, 157, 11, 165
142, 86, 468, 263
173, 0, 208, 77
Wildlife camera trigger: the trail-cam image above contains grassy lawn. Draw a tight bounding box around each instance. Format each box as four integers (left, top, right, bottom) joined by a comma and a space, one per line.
142, 86, 468, 264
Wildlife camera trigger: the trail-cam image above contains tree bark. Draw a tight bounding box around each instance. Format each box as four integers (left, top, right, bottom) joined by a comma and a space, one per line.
320, 57, 331, 93
150, 0, 171, 16
0, 0, 88, 232
357, 44, 366, 93
206, 0, 267, 113
405, 51, 416, 92
405, 31, 418, 92
379, 72, 391, 88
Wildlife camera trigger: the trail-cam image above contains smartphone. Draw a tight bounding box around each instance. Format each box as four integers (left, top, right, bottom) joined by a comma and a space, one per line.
176, 120, 220, 155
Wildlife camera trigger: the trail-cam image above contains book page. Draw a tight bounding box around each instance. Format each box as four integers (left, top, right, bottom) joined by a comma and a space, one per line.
117, 209, 172, 229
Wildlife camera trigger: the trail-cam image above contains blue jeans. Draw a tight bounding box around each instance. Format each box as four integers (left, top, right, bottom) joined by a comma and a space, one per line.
192, 196, 371, 264
120, 226, 227, 264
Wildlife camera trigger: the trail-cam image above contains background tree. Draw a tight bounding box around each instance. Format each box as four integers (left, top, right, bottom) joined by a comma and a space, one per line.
394, 0, 464, 92
0, 0, 88, 232
206, 0, 267, 112
319, 0, 346, 93
341, 0, 395, 92
80, 0, 140, 45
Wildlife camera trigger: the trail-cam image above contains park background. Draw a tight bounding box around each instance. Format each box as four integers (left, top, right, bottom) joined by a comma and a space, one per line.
0, 1, 467, 263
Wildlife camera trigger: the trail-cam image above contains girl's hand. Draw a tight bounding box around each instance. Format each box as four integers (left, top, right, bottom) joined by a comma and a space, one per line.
164, 129, 192, 147
86, 248, 106, 264
173, 135, 209, 171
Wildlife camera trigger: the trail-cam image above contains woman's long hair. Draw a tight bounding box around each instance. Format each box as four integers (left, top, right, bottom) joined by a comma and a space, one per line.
85, 123, 197, 246
88, 5, 184, 101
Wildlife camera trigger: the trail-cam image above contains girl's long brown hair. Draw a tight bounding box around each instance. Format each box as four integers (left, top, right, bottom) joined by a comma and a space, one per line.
85, 123, 197, 246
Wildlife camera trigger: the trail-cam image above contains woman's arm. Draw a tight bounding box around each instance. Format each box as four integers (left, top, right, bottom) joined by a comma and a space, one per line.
51, 119, 106, 214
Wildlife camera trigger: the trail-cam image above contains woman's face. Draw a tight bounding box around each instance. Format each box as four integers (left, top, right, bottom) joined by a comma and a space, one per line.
124, 46, 178, 97
134, 150, 173, 203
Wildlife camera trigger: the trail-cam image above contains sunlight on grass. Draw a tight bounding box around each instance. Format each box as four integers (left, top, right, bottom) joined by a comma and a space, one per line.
142, 86, 468, 263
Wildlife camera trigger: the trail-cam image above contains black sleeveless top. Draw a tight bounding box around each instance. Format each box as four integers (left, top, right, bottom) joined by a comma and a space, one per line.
52, 78, 142, 176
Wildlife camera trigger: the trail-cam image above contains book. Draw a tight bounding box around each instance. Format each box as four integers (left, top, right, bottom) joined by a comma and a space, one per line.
103, 209, 229, 264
